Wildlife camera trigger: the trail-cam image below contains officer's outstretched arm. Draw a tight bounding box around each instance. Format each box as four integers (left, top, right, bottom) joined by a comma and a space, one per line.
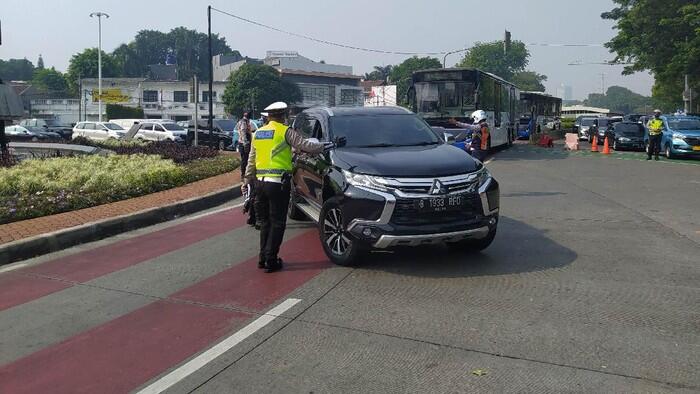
285, 128, 324, 154
244, 144, 257, 181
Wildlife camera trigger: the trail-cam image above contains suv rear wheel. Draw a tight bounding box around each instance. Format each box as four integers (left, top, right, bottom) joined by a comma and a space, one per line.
319, 198, 360, 266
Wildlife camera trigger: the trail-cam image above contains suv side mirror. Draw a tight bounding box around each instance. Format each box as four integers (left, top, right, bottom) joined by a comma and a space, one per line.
334, 136, 347, 148
444, 133, 456, 143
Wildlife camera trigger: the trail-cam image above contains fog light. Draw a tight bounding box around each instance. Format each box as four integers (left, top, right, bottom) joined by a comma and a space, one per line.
489, 217, 497, 225
362, 228, 373, 237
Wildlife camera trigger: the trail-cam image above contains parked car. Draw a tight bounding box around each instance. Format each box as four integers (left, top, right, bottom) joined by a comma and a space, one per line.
591, 117, 613, 144
517, 116, 533, 140
19, 118, 73, 140
133, 121, 188, 143
288, 106, 500, 266
644, 115, 700, 159
609, 122, 646, 151
71, 121, 126, 141
185, 119, 235, 150
609, 116, 624, 125
109, 119, 146, 131
575, 116, 597, 141
4, 125, 54, 142
624, 114, 645, 123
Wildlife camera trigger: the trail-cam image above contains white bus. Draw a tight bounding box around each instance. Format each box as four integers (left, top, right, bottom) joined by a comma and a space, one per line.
408, 68, 520, 150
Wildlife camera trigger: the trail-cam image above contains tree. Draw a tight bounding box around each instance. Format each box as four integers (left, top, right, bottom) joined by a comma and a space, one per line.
584, 86, 654, 114
222, 64, 301, 116
364, 65, 393, 82
37, 55, 45, 70
66, 48, 119, 93
32, 67, 68, 95
389, 57, 441, 106
511, 71, 548, 92
602, 1, 700, 111
0, 58, 35, 81
456, 40, 529, 80
106, 104, 144, 120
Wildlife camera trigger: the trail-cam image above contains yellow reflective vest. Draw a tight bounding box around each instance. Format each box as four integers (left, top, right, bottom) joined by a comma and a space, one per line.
252, 120, 293, 177
648, 118, 664, 135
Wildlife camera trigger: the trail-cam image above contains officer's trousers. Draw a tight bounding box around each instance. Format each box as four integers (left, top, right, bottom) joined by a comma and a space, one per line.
255, 179, 290, 263
648, 134, 661, 159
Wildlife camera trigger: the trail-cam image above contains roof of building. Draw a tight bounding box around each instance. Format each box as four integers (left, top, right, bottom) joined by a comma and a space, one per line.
562, 105, 611, 113
278, 69, 362, 80
148, 64, 178, 81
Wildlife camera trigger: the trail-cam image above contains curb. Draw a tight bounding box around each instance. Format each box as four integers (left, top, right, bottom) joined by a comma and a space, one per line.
0, 183, 243, 266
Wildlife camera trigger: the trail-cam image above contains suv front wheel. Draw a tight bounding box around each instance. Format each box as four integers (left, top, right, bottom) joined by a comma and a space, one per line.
319, 198, 360, 266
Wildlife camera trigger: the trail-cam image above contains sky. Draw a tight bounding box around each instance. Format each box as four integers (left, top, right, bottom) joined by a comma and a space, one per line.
0, 0, 654, 100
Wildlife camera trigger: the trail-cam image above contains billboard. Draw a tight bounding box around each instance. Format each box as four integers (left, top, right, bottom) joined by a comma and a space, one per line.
92, 89, 130, 103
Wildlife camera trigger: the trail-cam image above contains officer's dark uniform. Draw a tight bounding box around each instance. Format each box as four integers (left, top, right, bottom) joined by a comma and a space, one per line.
244, 106, 324, 272
647, 115, 664, 161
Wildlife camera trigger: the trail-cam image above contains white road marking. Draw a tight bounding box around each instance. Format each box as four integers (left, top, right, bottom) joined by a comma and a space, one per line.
0, 262, 28, 274
136, 298, 302, 394
182, 202, 244, 222
484, 158, 494, 164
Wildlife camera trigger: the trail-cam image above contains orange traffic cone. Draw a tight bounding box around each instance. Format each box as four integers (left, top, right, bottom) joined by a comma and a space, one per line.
591, 135, 598, 152
602, 136, 611, 155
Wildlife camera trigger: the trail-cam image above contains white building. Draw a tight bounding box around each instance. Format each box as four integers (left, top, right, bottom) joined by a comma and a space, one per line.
561, 105, 623, 118
556, 84, 573, 101
30, 78, 229, 124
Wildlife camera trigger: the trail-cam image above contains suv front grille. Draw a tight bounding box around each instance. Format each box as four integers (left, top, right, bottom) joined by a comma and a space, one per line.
683, 137, 700, 146
378, 173, 480, 197
392, 193, 482, 226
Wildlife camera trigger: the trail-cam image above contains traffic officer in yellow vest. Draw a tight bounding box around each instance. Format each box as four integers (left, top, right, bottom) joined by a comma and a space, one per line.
242, 102, 327, 273
647, 109, 664, 161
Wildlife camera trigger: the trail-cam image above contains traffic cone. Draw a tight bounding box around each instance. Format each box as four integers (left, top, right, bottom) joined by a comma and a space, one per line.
591, 135, 598, 152
602, 136, 611, 155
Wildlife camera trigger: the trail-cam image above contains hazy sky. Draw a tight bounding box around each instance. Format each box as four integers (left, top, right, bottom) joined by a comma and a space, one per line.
0, 0, 653, 99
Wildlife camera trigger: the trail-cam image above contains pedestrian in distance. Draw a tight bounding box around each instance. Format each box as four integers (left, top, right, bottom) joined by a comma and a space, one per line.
241, 102, 333, 273
449, 110, 491, 162
646, 109, 664, 161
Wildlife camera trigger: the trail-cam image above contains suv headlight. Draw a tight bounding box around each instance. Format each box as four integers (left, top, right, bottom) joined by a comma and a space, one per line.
342, 170, 389, 192
477, 167, 492, 188
672, 133, 686, 140
618, 137, 631, 142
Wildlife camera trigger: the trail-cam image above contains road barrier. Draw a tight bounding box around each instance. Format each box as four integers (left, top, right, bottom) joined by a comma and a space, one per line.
591, 136, 599, 152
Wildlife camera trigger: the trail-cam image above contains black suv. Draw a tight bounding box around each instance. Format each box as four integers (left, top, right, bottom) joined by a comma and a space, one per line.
289, 106, 500, 265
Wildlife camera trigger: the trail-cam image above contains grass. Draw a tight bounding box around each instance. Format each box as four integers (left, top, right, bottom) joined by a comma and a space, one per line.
0, 153, 239, 224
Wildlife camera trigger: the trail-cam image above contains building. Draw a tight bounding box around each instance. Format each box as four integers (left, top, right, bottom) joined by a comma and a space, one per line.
214, 51, 363, 110
362, 82, 397, 107
561, 105, 623, 119
556, 84, 573, 101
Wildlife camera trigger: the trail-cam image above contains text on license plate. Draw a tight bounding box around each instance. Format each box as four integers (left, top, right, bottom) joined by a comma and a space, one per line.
418, 195, 463, 212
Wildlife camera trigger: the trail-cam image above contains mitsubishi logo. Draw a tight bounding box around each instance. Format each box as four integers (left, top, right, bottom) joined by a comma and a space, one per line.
429, 179, 448, 195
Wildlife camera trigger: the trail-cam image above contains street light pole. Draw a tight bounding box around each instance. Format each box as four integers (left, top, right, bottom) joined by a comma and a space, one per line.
443, 49, 468, 68
90, 12, 109, 122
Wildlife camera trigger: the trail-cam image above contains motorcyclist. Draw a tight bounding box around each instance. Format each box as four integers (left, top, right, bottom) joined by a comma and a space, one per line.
448, 110, 490, 161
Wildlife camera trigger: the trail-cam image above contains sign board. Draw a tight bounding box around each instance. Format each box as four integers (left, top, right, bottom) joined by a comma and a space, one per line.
92, 89, 129, 103
364, 85, 397, 107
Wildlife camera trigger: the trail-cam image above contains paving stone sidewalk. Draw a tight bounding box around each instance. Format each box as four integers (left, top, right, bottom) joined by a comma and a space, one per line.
0, 171, 242, 246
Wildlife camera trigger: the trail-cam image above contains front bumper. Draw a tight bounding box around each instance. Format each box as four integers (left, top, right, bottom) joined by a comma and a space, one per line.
343, 175, 499, 249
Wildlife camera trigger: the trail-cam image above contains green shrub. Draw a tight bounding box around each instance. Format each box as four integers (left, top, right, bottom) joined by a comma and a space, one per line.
560, 118, 575, 131
106, 104, 144, 119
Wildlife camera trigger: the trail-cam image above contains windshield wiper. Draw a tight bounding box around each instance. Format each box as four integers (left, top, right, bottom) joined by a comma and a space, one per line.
357, 143, 397, 148
403, 141, 439, 146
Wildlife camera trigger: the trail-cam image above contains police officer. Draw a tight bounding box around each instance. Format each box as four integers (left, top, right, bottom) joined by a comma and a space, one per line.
647, 109, 664, 161
449, 110, 491, 161
242, 102, 327, 273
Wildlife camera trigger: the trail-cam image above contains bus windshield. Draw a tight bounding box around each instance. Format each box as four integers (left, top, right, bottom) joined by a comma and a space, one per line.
415, 82, 475, 118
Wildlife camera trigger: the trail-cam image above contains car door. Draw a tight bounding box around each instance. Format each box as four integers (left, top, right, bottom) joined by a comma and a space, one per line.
152, 124, 167, 141
291, 113, 319, 207
82, 122, 95, 139
304, 117, 330, 207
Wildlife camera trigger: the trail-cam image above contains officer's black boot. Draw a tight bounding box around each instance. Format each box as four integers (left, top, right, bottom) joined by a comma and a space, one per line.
264, 258, 283, 273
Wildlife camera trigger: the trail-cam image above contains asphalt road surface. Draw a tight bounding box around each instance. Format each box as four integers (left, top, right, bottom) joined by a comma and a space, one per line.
1, 145, 698, 393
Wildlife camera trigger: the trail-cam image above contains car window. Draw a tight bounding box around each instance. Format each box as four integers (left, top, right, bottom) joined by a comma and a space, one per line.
84, 123, 95, 130
140, 123, 153, 130
312, 119, 324, 140
294, 114, 314, 138
103, 123, 124, 130
160, 123, 185, 131
330, 114, 440, 147
667, 118, 700, 131
154, 124, 165, 132
580, 118, 595, 126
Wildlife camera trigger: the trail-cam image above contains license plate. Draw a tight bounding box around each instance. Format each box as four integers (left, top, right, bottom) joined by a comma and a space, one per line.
693, 146, 700, 151
417, 195, 465, 212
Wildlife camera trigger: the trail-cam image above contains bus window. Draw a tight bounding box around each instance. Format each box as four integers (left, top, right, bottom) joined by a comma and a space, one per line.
494, 82, 501, 127
415, 82, 475, 118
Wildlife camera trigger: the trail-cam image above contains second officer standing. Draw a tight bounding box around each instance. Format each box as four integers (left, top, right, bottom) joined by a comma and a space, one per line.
242, 102, 329, 273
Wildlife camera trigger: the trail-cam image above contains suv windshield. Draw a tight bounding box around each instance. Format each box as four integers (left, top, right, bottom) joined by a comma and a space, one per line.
580, 118, 596, 126
616, 123, 644, 136
215, 120, 236, 131
103, 123, 125, 130
597, 119, 610, 127
415, 82, 475, 118
668, 118, 700, 131
330, 114, 440, 148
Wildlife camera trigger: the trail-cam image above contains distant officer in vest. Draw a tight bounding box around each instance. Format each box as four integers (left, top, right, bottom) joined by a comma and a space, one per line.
242, 102, 327, 273
449, 110, 491, 161
646, 110, 664, 161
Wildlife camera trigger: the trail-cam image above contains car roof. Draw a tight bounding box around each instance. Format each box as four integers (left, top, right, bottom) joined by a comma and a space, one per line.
305, 106, 413, 118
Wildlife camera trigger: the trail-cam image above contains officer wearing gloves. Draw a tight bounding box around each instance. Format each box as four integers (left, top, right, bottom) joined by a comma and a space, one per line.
448, 110, 491, 161
242, 102, 333, 273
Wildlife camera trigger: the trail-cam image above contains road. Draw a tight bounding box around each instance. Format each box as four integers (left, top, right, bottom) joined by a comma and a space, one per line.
1, 144, 699, 393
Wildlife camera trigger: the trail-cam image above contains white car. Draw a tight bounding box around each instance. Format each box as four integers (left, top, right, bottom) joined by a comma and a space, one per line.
133, 121, 188, 143
72, 122, 126, 141
109, 119, 146, 131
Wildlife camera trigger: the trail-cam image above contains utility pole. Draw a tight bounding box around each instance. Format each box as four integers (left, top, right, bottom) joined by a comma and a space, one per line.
194, 74, 199, 146
683, 74, 690, 114
78, 72, 82, 122
599, 73, 606, 95
207, 5, 214, 148
90, 12, 109, 122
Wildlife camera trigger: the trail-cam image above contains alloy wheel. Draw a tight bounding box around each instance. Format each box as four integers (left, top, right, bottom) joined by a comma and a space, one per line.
323, 208, 351, 256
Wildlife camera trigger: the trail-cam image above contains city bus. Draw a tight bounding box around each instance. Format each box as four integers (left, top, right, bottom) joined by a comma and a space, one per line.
408, 68, 520, 149
518, 91, 562, 139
